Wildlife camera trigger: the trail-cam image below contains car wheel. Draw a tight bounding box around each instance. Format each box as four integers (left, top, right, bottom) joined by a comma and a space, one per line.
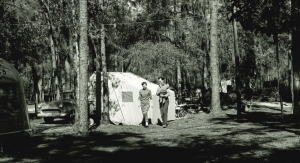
44, 117, 54, 124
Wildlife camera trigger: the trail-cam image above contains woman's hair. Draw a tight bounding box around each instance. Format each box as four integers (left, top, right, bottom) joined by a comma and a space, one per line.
141, 82, 147, 86
158, 77, 165, 81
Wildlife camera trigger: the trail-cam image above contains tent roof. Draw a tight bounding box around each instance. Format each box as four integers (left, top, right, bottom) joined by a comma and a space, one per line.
109, 72, 173, 94
0, 58, 21, 83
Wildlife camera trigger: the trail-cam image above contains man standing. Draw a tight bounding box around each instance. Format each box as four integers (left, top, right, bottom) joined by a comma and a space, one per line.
156, 77, 170, 128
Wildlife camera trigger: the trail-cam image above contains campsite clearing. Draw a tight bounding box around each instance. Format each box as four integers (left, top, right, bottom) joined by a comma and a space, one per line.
1, 102, 299, 163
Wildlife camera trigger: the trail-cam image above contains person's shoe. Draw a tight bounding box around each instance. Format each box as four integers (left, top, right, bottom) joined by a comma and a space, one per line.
163, 125, 167, 128
145, 122, 149, 128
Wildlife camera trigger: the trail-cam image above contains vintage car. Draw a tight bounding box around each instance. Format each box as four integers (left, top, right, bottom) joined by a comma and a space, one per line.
37, 90, 76, 123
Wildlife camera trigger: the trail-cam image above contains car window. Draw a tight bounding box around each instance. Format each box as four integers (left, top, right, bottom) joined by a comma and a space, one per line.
61, 92, 75, 100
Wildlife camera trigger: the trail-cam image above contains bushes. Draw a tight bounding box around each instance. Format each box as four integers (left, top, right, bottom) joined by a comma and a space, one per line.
252, 86, 291, 102
200, 85, 292, 107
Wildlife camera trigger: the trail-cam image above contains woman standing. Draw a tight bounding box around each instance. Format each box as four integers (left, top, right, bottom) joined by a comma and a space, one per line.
138, 82, 152, 127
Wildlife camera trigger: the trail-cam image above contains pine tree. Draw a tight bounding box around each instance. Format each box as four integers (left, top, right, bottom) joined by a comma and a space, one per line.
209, 0, 221, 116
77, 0, 89, 136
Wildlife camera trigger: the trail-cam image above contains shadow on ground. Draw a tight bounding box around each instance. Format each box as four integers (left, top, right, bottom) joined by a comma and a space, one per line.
2, 104, 299, 163
208, 103, 300, 138
2, 125, 300, 163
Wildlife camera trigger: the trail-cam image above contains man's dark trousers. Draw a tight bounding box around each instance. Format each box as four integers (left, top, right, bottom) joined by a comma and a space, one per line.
159, 98, 169, 125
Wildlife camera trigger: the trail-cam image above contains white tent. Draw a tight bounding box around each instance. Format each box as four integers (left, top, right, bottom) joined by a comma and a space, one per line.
89, 72, 176, 126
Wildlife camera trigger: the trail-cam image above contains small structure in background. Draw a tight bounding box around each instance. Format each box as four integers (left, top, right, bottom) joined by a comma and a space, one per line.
0, 58, 33, 151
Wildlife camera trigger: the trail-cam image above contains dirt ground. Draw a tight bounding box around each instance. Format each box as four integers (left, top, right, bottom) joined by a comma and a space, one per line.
1, 102, 300, 163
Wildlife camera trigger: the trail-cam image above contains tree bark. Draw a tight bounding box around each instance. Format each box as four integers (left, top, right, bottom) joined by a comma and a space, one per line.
177, 59, 181, 94
41, 64, 44, 102
77, 0, 89, 136
274, 33, 284, 122
69, 28, 74, 90
74, 36, 80, 130
89, 34, 100, 70
173, 0, 182, 95
182, 69, 187, 90
31, 64, 39, 117
209, 0, 221, 116
101, 24, 110, 124
41, 0, 58, 101
64, 59, 71, 91
292, 0, 300, 123
289, 47, 294, 110
232, 5, 242, 117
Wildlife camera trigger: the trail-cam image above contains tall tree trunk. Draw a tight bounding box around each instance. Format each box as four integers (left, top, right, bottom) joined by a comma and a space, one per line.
177, 60, 181, 94
288, 34, 294, 111
31, 64, 39, 117
74, 40, 79, 129
203, 61, 208, 90
69, 29, 74, 90
55, 76, 60, 100
41, 0, 58, 101
38, 63, 44, 103
232, 5, 242, 117
41, 64, 44, 102
77, 0, 89, 136
101, 24, 110, 124
89, 34, 100, 71
65, 59, 71, 91
274, 33, 284, 122
260, 66, 263, 89
267, 53, 270, 81
182, 69, 187, 90
209, 0, 221, 116
292, 0, 300, 123
289, 47, 294, 110
187, 70, 191, 90
174, 0, 182, 95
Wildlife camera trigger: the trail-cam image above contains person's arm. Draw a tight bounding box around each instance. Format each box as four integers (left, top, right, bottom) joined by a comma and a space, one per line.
148, 90, 153, 107
166, 89, 170, 97
138, 90, 142, 101
156, 86, 161, 96
148, 90, 153, 100
138, 90, 141, 108
161, 89, 170, 97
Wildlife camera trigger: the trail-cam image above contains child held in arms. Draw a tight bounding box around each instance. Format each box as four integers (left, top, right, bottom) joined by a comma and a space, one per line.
158, 83, 169, 105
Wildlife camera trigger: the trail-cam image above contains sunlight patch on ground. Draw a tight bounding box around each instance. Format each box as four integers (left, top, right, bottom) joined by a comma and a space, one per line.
261, 136, 300, 149
36, 144, 49, 149
252, 102, 292, 108
0, 158, 13, 163
40, 126, 74, 134
91, 146, 119, 152
48, 149, 60, 154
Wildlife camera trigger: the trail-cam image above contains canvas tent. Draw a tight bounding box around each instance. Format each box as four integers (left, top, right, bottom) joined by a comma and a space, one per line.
89, 72, 176, 126
0, 58, 32, 140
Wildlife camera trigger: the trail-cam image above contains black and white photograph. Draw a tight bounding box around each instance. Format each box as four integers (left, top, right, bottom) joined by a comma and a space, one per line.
0, 0, 299, 162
